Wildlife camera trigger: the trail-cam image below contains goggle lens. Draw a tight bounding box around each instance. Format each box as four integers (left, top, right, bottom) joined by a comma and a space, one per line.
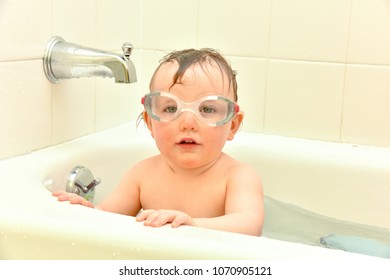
142, 92, 239, 126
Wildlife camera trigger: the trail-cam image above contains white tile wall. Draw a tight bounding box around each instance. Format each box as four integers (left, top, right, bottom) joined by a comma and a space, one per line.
348, 0, 390, 65
197, 0, 272, 57
95, 74, 140, 132
342, 65, 390, 146
0, 0, 51, 61
52, 0, 96, 46
1, 0, 390, 160
228, 57, 267, 133
269, 0, 352, 62
51, 79, 95, 144
0, 60, 51, 159
141, 0, 198, 50
264, 60, 345, 141
137, 49, 168, 94
96, 0, 142, 51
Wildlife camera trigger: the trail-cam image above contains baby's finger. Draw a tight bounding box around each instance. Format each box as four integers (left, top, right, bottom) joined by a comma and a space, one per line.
56, 192, 73, 201
80, 199, 94, 208
135, 209, 154, 221
171, 213, 191, 228
69, 195, 87, 205
149, 212, 173, 227
52, 190, 67, 197
143, 211, 162, 226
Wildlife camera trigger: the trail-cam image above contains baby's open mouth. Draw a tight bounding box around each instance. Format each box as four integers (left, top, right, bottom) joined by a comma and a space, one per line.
178, 138, 198, 145
180, 140, 196, 144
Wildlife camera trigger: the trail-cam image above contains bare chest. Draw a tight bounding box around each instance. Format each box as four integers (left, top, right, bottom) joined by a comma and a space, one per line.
139, 173, 227, 217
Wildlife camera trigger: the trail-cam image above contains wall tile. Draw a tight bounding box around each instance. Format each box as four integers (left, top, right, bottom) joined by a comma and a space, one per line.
52, 0, 96, 46
0, 60, 51, 159
264, 60, 345, 141
348, 0, 390, 65
342, 65, 390, 146
197, 0, 272, 57
228, 57, 267, 133
137, 49, 167, 94
0, 0, 52, 61
269, 0, 351, 62
95, 81, 140, 131
51, 79, 95, 144
96, 0, 142, 51
140, 0, 198, 50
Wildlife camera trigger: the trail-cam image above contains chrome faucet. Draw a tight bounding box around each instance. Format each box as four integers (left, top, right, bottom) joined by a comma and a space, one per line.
43, 36, 137, 84
66, 166, 101, 202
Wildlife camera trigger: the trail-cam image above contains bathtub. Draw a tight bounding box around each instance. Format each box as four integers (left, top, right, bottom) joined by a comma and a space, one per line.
0, 122, 389, 260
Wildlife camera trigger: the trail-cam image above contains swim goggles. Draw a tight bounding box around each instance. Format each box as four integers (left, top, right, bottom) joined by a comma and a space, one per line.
141, 92, 240, 126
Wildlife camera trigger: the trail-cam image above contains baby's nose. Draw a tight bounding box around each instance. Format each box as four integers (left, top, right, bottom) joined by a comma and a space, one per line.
178, 111, 199, 130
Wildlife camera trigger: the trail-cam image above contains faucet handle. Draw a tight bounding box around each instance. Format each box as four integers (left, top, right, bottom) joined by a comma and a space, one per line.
75, 178, 101, 193
66, 166, 101, 202
122, 42, 133, 59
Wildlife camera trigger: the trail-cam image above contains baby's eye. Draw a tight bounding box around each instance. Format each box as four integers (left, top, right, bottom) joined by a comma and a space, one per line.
200, 106, 216, 114
163, 106, 177, 113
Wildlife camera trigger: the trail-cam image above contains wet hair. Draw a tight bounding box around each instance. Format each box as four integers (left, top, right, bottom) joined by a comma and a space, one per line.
150, 48, 238, 101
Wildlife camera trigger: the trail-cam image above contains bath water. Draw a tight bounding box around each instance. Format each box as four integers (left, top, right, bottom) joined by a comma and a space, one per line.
263, 196, 390, 252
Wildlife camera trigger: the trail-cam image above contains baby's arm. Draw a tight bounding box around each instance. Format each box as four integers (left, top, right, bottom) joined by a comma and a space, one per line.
96, 165, 141, 216
194, 165, 264, 236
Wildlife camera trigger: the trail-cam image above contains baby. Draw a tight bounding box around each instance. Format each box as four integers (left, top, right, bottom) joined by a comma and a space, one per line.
53, 49, 264, 236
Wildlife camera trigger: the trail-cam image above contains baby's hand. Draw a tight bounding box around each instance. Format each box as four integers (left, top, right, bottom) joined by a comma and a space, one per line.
52, 190, 94, 208
136, 209, 193, 228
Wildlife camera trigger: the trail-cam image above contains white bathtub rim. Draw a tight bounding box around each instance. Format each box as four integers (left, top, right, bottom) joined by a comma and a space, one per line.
0, 195, 382, 261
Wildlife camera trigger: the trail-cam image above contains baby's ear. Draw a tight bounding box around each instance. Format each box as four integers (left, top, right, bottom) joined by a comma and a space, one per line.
227, 111, 244, 141
143, 111, 155, 139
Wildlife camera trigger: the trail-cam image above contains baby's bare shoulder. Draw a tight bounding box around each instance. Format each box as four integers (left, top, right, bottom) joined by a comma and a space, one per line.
221, 153, 262, 184
135, 154, 162, 168
123, 155, 162, 178
222, 153, 258, 172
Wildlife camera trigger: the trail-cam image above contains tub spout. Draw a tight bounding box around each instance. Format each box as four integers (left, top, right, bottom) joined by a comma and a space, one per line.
43, 36, 137, 84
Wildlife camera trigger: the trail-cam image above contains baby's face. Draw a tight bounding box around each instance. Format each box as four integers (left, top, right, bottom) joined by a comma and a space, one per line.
145, 61, 242, 170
